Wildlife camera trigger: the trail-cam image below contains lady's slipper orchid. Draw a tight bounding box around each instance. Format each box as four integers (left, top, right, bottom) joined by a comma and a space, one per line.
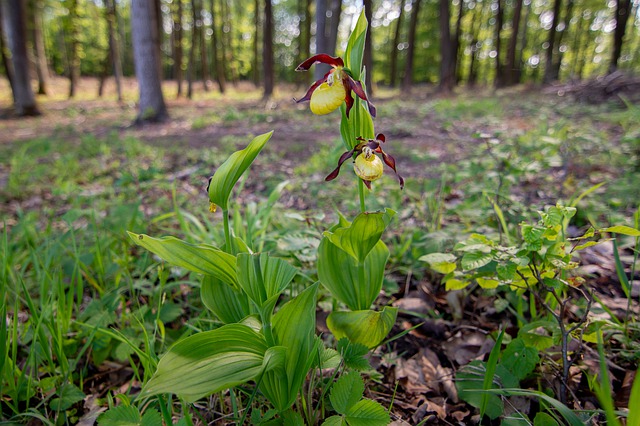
294, 54, 376, 118
325, 134, 404, 190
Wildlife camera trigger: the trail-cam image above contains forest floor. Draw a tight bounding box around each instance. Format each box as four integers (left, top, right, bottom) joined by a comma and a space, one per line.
1, 76, 639, 425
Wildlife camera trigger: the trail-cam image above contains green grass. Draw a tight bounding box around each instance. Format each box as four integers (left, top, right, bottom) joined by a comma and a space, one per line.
1, 88, 639, 423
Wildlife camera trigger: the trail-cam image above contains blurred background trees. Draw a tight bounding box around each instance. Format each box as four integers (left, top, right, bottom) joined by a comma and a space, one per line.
1, 0, 640, 116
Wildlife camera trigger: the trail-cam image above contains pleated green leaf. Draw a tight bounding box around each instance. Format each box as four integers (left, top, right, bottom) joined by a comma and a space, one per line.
201, 275, 252, 323
127, 232, 238, 287
323, 210, 395, 265
208, 131, 273, 211
344, 9, 367, 81
327, 307, 397, 349
261, 284, 319, 412
237, 253, 298, 310
318, 238, 389, 311
142, 324, 267, 402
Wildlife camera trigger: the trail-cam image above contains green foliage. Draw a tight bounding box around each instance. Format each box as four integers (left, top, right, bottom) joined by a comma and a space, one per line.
97, 405, 162, 426
324, 372, 389, 426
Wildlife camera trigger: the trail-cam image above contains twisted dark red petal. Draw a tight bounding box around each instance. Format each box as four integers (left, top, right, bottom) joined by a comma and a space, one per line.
380, 150, 404, 189
295, 54, 344, 71
325, 149, 355, 182
376, 133, 386, 143
294, 73, 328, 104
344, 90, 354, 118
348, 79, 376, 118
363, 180, 372, 190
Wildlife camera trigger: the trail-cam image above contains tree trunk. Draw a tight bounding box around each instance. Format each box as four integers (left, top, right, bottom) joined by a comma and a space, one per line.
389, 0, 404, 87
401, 0, 421, 93
253, 0, 260, 87
493, 0, 504, 87
106, 0, 123, 101
551, 0, 574, 80
314, 0, 328, 80
197, 0, 210, 90
504, 0, 523, 86
187, 0, 197, 98
131, 0, 168, 122
609, 0, 632, 72
173, 0, 184, 97
3, 0, 39, 115
210, 0, 226, 92
543, 0, 562, 83
0, 1, 15, 92
453, 0, 464, 83
467, 0, 487, 86
67, 0, 81, 98
31, 0, 48, 95
438, 0, 455, 92
327, 0, 342, 54
263, 0, 274, 99
363, 0, 373, 95
222, 0, 238, 84
296, 0, 312, 87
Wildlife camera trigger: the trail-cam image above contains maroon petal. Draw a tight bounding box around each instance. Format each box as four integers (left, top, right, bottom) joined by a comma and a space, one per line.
294, 78, 324, 104
344, 90, 354, 118
296, 54, 344, 71
380, 150, 404, 189
363, 180, 372, 190
325, 149, 355, 181
376, 133, 386, 143
348, 79, 377, 118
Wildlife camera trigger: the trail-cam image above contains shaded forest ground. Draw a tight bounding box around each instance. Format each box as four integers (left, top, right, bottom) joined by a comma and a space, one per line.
1, 76, 639, 424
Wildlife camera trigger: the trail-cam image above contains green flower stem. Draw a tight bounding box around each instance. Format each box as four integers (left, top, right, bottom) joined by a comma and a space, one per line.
358, 179, 366, 213
222, 209, 231, 253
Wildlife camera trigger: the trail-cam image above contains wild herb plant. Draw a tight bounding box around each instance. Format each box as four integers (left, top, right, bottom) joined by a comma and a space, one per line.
423, 203, 640, 422
121, 11, 399, 424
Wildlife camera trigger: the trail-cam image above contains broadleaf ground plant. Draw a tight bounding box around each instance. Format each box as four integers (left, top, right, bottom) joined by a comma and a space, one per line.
118, 11, 397, 424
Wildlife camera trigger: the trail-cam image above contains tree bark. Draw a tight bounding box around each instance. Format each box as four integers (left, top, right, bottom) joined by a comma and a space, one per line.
187, 0, 197, 98
467, 0, 487, 86
0, 0, 15, 92
543, 0, 562, 83
453, 0, 464, 83
253, 0, 260, 87
131, 0, 168, 122
296, 0, 312, 87
173, 0, 184, 97
263, 0, 274, 99
314, 0, 328, 80
67, 0, 81, 98
401, 0, 421, 93
30, 0, 48, 95
2, 0, 39, 115
389, 0, 405, 87
210, 0, 226, 92
438, 0, 455, 92
363, 0, 373, 95
106, 0, 123, 101
493, 0, 505, 87
327, 0, 342, 57
504, 0, 523, 86
197, 0, 210, 90
609, 0, 632, 72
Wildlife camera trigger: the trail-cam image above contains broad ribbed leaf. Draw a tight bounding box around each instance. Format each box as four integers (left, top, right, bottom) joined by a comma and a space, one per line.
456, 361, 504, 420
317, 238, 389, 310
419, 252, 457, 274
327, 307, 397, 349
208, 131, 273, 211
201, 275, 252, 323
330, 372, 364, 415
323, 210, 395, 264
601, 225, 640, 237
237, 253, 298, 309
142, 324, 267, 402
344, 399, 389, 426
261, 284, 319, 412
127, 233, 237, 287
461, 251, 493, 271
